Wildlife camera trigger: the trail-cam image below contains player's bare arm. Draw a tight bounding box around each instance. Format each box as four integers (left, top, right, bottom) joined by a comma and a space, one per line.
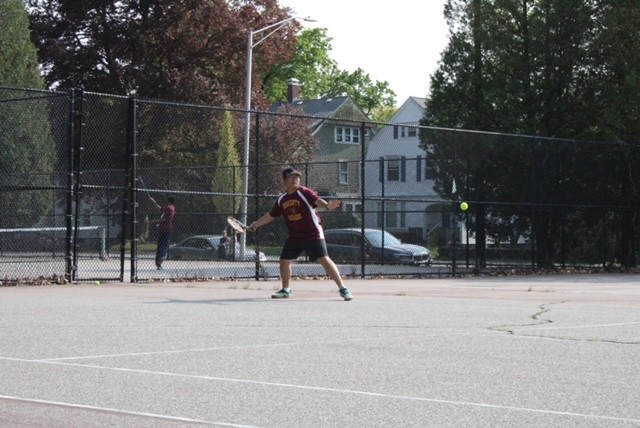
317, 198, 341, 210
248, 213, 276, 232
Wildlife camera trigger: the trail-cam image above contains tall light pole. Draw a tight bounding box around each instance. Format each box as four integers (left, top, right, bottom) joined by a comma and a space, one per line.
239, 16, 315, 258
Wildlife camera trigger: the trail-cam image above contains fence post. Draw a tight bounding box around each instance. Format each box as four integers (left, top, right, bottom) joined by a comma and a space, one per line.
464, 156, 470, 268
452, 130, 457, 274
71, 89, 85, 282
380, 159, 385, 268
120, 97, 135, 281
128, 96, 138, 282
359, 122, 366, 278
254, 112, 260, 280
64, 89, 76, 281
529, 141, 536, 269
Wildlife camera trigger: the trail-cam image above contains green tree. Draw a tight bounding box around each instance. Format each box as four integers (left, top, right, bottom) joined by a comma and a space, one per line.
0, 0, 55, 228
264, 28, 396, 114
263, 28, 338, 102
0, 0, 43, 86
327, 68, 396, 116
370, 105, 398, 124
586, 0, 640, 266
212, 111, 242, 217
421, 0, 622, 268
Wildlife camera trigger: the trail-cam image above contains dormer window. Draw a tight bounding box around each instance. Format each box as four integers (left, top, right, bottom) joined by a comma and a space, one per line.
335, 127, 360, 144
393, 125, 418, 139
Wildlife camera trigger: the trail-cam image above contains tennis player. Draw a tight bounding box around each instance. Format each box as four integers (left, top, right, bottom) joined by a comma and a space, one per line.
248, 167, 353, 301
149, 195, 176, 269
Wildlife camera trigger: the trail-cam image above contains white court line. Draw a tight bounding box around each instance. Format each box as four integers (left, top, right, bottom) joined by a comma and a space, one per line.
37, 329, 485, 362
514, 321, 640, 331
33, 338, 377, 362
2, 357, 639, 424
0, 394, 258, 427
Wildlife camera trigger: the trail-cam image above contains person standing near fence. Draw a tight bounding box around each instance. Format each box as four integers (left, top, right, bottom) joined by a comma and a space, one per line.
149, 196, 176, 269
247, 167, 352, 301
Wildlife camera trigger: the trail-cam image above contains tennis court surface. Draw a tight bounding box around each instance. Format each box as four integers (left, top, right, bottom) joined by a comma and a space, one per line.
1, 274, 639, 427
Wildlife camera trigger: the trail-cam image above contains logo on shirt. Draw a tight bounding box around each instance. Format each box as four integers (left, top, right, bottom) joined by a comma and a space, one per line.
287, 206, 302, 222
282, 200, 301, 210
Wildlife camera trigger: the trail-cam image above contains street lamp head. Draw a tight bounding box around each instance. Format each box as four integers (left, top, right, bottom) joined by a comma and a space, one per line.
251, 16, 317, 40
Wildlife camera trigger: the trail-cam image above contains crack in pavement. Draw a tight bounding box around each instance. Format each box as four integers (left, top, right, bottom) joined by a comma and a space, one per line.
488, 300, 640, 345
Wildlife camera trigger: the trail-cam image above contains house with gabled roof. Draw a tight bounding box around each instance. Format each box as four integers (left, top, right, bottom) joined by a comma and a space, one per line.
364, 96, 454, 246
270, 79, 375, 213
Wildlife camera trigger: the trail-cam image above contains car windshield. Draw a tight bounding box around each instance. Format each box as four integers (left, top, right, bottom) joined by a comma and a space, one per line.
364, 230, 402, 247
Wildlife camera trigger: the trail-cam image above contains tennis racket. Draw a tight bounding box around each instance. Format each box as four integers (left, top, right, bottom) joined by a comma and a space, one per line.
227, 217, 249, 233
138, 176, 154, 201
140, 215, 150, 242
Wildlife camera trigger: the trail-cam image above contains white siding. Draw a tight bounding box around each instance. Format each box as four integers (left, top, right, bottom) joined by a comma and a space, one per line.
364, 97, 440, 241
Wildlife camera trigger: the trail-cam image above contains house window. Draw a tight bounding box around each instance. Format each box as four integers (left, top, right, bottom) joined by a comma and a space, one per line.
344, 203, 361, 213
335, 127, 360, 144
394, 125, 417, 139
425, 155, 436, 180
387, 157, 400, 181
386, 202, 398, 227
338, 161, 348, 184
382, 202, 406, 228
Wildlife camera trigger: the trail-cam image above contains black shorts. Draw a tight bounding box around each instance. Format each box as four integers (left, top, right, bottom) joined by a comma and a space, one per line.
280, 239, 328, 262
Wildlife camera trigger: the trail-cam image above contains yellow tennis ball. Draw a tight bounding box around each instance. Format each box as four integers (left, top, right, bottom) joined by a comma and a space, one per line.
95, 281, 101, 285
460, 202, 469, 211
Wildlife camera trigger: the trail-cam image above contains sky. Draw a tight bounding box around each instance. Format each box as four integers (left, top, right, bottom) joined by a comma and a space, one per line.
277, 0, 450, 107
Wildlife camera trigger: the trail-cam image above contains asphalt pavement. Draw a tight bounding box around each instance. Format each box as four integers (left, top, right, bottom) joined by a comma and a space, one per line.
1, 274, 639, 427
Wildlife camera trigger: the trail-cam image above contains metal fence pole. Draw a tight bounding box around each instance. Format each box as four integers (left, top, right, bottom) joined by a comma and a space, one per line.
254, 112, 261, 280
128, 96, 138, 282
71, 89, 85, 281
529, 141, 536, 269
120, 98, 134, 281
359, 122, 366, 278
64, 89, 76, 281
452, 130, 457, 274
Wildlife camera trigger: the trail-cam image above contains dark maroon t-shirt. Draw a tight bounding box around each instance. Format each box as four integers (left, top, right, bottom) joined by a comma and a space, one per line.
269, 186, 324, 241
158, 204, 176, 233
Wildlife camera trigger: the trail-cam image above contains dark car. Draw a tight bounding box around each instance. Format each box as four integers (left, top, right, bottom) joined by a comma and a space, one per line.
169, 235, 266, 262
324, 228, 433, 265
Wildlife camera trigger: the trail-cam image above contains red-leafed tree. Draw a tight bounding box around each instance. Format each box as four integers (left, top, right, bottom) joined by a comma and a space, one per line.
27, 0, 299, 108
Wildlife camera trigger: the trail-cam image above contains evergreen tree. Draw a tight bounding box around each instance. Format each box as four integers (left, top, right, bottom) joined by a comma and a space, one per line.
212, 111, 242, 217
587, 0, 640, 266
0, 0, 55, 228
0, 0, 43, 86
420, 0, 639, 268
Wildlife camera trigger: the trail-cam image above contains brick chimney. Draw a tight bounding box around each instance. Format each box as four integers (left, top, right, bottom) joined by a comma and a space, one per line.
287, 78, 300, 103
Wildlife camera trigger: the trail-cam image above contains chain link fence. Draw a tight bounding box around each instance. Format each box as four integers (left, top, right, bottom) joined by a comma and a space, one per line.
1, 86, 638, 284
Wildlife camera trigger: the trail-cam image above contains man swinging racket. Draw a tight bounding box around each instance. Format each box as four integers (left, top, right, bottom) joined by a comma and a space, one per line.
247, 167, 353, 301
149, 195, 176, 269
